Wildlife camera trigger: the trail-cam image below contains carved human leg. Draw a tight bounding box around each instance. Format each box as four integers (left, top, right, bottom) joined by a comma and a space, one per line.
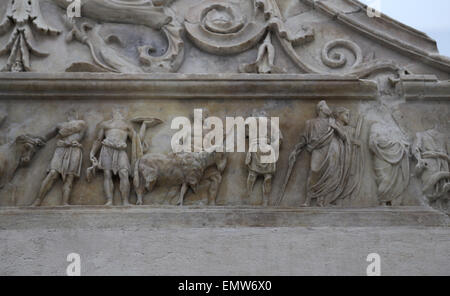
247, 171, 258, 197
301, 177, 313, 207
262, 174, 272, 206
62, 174, 75, 206
176, 183, 189, 206
119, 169, 130, 206
103, 170, 114, 206
135, 182, 145, 206
207, 172, 222, 206
33, 170, 60, 207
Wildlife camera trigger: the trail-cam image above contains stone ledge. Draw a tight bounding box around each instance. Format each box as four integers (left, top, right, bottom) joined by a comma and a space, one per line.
400, 77, 450, 101
0, 206, 447, 229
0, 73, 378, 100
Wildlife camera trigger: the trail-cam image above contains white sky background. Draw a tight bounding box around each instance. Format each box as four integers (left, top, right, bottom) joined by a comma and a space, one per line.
359, 0, 450, 57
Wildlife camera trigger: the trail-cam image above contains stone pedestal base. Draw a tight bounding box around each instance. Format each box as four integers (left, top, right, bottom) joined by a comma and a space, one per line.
0, 206, 449, 275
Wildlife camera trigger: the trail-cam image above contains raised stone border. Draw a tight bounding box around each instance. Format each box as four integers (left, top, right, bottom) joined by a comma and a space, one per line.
0, 206, 448, 230
0, 73, 378, 100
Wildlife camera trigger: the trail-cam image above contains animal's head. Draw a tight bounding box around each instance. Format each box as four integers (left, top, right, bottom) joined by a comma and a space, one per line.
15, 135, 45, 166
186, 175, 200, 194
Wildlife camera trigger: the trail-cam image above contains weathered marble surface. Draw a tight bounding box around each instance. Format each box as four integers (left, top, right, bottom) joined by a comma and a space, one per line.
0, 207, 449, 275
0, 0, 449, 276
1, 93, 447, 208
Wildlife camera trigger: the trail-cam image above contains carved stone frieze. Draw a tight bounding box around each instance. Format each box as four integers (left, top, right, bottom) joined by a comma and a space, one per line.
279, 101, 365, 207
32, 110, 87, 206
0, 0, 448, 214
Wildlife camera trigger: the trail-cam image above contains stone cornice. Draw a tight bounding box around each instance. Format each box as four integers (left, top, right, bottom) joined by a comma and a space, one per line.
303, 0, 450, 73
393, 75, 450, 101
0, 73, 378, 100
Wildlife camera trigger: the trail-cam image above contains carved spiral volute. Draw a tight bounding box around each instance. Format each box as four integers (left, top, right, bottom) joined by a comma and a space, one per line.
321, 39, 363, 69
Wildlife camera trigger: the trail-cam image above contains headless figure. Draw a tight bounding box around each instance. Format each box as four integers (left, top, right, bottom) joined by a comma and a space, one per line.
89, 110, 134, 206
33, 112, 86, 206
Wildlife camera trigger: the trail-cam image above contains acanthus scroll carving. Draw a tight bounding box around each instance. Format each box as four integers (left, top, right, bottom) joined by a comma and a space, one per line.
239, 33, 286, 74
53, 0, 184, 73
185, 0, 267, 55
0, 0, 60, 72
185, 0, 314, 58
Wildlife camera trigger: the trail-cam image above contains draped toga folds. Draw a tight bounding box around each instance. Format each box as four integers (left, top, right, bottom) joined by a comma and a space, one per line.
369, 122, 410, 204
300, 117, 348, 206
413, 129, 450, 199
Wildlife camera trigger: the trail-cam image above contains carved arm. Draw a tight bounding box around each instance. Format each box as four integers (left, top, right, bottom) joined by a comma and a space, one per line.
90, 125, 105, 163
41, 126, 59, 142
330, 121, 348, 142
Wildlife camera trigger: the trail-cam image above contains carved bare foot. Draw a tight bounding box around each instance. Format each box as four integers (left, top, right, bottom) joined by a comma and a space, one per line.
123, 199, 131, 206
136, 198, 143, 206
300, 203, 310, 207
62, 203, 70, 207
104, 199, 113, 206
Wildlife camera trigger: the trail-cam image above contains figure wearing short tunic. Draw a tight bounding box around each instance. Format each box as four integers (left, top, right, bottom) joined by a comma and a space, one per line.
98, 138, 131, 174
246, 136, 279, 176
48, 120, 86, 180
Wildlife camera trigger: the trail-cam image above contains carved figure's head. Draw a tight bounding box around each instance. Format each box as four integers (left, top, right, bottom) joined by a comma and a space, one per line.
66, 108, 79, 121
316, 100, 332, 117
112, 107, 127, 120
334, 107, 350, 126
